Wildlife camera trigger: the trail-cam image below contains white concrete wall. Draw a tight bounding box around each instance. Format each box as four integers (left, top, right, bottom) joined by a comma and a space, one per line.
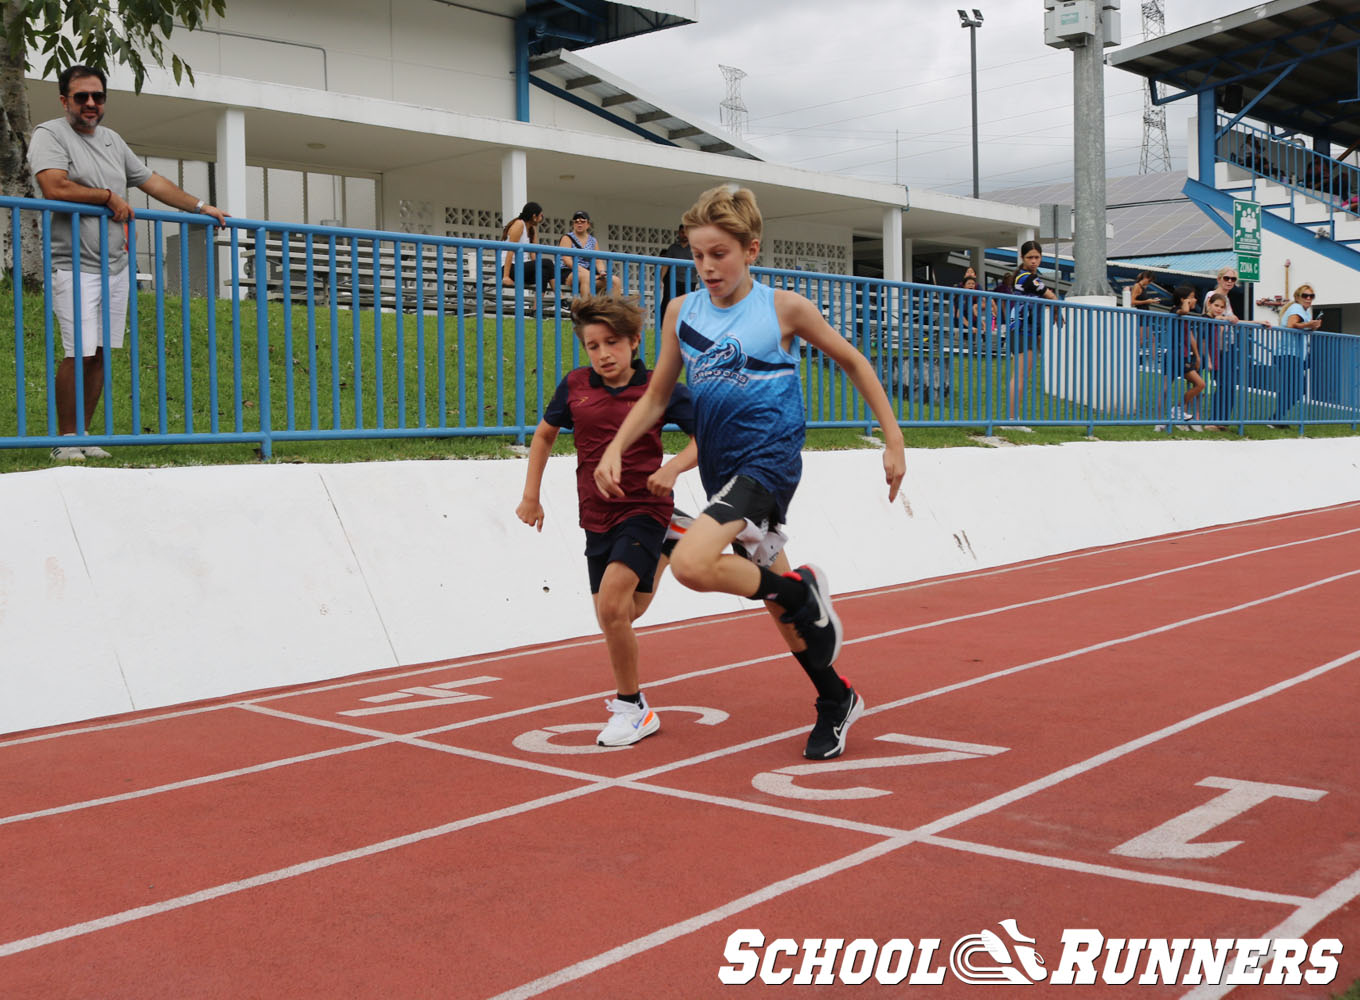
177, 0, 517, 115
4, 439, 1359, 736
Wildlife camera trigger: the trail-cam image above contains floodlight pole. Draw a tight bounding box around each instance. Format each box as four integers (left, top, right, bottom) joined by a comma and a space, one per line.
959, 10, 984, 198
1043, 0, 1116, 299
1071, 26, 1111, 295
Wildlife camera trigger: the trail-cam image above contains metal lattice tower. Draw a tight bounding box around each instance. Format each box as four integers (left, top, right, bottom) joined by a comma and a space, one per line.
1139, 0, 1172, 172
719, 65, 748, 137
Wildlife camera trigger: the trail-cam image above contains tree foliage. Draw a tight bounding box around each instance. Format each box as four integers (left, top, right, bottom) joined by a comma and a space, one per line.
1, 0, 224, 285
4, 0, 226, 93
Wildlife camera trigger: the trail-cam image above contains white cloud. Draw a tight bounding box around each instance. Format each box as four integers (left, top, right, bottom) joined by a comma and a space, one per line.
590, 0, 1249, 195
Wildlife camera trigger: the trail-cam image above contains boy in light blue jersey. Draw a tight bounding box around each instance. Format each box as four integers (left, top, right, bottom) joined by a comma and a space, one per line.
596, 185, 906, 760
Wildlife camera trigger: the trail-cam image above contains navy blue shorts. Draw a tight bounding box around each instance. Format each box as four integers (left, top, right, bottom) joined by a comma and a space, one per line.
1007, 323, 1041, 355
584, 515, 666, 594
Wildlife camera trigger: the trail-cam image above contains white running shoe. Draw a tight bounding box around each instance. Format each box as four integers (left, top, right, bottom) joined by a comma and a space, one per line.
81, 445, 113, 459
49, 445, 86, 462
597, 697, 660, 747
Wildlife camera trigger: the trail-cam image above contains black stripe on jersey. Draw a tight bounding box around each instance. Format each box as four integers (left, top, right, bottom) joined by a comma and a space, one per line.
677, 320, 797, 373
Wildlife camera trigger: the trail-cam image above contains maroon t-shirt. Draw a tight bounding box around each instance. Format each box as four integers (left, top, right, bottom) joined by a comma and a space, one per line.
543, 360, 695, 533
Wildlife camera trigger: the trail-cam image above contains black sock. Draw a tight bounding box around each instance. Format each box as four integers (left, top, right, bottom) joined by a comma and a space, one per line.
616, 691, 643, 706
793, 650, 850, 701
750, 566, 807, 610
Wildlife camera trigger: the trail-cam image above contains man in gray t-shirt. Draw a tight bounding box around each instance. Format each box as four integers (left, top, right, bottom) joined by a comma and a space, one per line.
27, 64, 228, 462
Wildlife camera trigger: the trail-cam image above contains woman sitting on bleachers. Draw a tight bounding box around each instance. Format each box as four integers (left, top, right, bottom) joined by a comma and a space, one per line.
501, 202, 567, 289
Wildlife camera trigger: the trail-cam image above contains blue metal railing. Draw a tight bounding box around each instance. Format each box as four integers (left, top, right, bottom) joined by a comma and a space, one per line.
1216, 116, 1360, 239
2, 194, 1357, 457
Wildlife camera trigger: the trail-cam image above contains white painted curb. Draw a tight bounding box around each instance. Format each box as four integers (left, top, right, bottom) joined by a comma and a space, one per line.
1, 438, 1357, 735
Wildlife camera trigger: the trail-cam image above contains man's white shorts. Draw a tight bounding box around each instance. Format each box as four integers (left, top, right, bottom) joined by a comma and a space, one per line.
52, 268, 131, 358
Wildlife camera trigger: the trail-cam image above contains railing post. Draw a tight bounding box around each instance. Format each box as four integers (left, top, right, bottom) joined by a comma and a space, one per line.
514, 246, 527, 444
12, 205, 25, 437
254, 227, 272, 458
127, 219, 141, 437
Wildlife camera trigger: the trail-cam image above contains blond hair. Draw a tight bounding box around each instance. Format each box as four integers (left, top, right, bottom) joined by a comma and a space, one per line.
1216, 266, 1238, 281
570, 294, 643, 345
1293, 284, 1315, 303
681, 184, 763, 247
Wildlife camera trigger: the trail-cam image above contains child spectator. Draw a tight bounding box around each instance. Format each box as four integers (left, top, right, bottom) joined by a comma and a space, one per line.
1005, 241, 1058, 429
516, 295, 697, 746
594, 185, 906, 761
1171, 285, 1206, 429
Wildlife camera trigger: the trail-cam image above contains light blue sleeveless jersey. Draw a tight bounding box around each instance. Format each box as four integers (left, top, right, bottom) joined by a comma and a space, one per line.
676, 280, 804, 520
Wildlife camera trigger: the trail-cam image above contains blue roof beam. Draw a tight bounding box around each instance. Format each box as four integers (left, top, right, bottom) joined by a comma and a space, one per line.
1146, 11, 1360, 107
514, 2, 694, 123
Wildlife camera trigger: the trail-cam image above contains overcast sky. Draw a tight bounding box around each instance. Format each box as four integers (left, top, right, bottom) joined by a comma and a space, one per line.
590, 0, 1250, 197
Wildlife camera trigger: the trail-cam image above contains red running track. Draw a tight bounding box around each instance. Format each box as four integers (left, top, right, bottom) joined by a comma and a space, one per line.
2, 503, 1358, 998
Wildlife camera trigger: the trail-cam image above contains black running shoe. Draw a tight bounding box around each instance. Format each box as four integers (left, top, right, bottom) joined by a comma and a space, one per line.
779, 564, 843, 671
804, 687, 865, 760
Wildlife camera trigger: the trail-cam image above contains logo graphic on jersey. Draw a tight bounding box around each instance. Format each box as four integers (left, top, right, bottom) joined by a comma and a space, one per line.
949, 919, 1047, 984
693, 335, 749, 386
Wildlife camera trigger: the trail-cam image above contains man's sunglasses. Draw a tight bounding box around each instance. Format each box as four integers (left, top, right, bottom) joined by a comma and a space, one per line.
67, 91, 107, 106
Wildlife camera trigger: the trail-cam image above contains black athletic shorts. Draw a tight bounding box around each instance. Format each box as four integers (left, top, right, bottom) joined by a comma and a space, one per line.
584, 515, 666, 594
703, 474, 780, 529
702, 473, 788, 564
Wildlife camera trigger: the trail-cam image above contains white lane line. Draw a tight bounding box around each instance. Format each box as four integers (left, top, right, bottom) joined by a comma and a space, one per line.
240, 703, 613, 786
489, 647, 1360, 998
921, 836, 1311, 907
865, 500, 1360, 601
0, 738, 391, 827
6, 642, 1354, 966
1180, 866, 1360, 1000
619, 569, 1360, 784
908, 648, 1360, 841
843, 527, 1360, 649
11, 563, 1357, 828
6, 505, 1355, 750
482, 837, 913, 1000
0, 782, 612, 960
397, 534, 1360, 745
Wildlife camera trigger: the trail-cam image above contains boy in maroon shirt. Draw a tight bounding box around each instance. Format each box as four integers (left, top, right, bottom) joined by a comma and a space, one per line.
516, 295, 697, 746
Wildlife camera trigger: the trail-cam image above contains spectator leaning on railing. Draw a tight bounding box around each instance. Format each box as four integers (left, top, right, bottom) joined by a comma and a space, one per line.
1272, 283, 1323, 428
28, 64, 228, 463
1202, 266, 1244, 428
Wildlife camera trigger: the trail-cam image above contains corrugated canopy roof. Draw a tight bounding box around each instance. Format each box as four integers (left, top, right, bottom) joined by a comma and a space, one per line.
984, 171, 1229, 258
1107, 0, 1360, 149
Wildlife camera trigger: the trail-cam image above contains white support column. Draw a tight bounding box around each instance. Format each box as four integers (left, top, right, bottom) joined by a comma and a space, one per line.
970, 244, 986, 279
215, 109, 247, 218
501, 150, 527, 231
881, 207, 904, 283
902, 237, 914, 283
214, 108, 247, 300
